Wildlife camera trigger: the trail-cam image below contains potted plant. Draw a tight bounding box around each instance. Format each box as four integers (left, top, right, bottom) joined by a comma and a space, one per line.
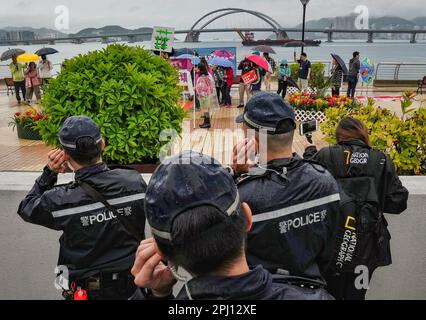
321, 93, 426, 175
9, 108, 46, 140
37, 44, 187, 173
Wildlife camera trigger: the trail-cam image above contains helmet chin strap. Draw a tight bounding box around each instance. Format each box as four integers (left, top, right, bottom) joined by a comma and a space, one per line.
67, 161, 76, 173
169, 264, 194, 301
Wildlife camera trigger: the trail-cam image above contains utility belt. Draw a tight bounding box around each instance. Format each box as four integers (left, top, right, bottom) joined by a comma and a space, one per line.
63, 271, 136, 300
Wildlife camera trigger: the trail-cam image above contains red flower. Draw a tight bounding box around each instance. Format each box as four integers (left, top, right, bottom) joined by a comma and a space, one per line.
15, 112, 21, 117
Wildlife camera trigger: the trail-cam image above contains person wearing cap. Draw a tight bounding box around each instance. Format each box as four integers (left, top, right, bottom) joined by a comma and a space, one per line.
130, 151, 333, 300
277, 59, 291, 99
263, 52, 276, 92
17, 116, 147, 300
233, 92, 340, 282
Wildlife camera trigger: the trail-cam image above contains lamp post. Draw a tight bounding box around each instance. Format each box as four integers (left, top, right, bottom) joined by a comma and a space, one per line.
300, 0, 310, 55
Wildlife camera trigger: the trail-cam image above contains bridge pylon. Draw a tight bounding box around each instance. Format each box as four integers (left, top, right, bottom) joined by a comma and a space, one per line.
185, 31, 201, 42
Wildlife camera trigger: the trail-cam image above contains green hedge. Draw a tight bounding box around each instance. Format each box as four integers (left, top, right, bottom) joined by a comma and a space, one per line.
38, 44, 186, 164
321, 94, 426, 175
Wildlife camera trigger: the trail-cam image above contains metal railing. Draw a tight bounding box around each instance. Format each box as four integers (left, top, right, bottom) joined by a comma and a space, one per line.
375, 63, 426, 81
2, 62, 425, 84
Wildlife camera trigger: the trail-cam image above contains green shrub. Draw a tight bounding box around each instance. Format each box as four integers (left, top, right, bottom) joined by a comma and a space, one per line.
321, 97, 426, 175
290, 62, 330, 97
37, 44, 186, 164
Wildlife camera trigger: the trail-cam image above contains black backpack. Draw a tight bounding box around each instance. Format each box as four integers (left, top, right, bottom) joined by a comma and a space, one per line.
327, 146, 392, 273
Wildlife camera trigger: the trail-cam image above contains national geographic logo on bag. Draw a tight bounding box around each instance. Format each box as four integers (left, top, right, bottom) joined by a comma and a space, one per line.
336, 216, 358, 269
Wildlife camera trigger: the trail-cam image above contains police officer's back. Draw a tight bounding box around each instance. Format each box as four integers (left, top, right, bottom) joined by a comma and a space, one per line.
18, 116, 146, 300
130, 151, 333, 300
233, 92, 340, 279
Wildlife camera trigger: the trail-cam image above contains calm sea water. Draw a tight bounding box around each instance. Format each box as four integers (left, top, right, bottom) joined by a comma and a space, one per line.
1, 40, 425, 76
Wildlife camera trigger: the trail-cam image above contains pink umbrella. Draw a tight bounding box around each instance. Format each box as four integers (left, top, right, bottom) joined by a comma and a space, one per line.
246, 54, 272, 73
210, 49, 235, 61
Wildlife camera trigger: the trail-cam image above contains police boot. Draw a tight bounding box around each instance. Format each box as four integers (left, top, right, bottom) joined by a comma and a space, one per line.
199, 113, 211, 129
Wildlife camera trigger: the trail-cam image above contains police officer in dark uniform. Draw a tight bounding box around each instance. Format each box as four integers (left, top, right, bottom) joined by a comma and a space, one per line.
130, 151, 333, 300
232, 92, 340, 281
18, 116, 146, 300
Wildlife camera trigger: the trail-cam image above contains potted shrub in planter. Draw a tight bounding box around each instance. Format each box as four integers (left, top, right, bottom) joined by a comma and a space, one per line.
9, 108, 46, 140
288, 91, 356, 123
321, 91, 426, 175
37, 44, 187, 173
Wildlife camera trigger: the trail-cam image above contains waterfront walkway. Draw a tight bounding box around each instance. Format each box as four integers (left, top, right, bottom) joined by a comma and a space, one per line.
0, 87, 424, 171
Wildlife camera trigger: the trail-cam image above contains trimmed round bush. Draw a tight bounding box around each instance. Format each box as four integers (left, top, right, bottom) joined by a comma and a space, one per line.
38, 44, 185, 164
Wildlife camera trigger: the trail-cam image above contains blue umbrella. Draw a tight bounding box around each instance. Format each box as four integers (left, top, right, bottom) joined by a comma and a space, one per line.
208, 56, 234, 68
176, 54, 201, 65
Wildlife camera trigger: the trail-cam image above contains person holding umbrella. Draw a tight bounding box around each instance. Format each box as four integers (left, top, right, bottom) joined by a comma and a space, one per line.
35, 48, 58, 85
277, 59, 291, 99
330, 54, 348, 97
330, 59, 343, 97
9, 55, 27, 105
3, 49, 27, 105
237, 58, 254, 109
212, 65, 226, 105
196, 62, 218, 129
24, 62, 42, 104
38, 56, 53, 85
245, 54, 270, 96
263, 52, 276, 92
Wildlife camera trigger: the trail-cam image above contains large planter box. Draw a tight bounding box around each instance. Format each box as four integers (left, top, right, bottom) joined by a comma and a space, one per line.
16, 123, 42, 140
294, 109, 326, 123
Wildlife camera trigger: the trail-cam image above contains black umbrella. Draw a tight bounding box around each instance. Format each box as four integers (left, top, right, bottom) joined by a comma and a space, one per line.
35, 47, 59, 56
331, 53, 348, 75
1, 48, 25, 61
251, 45, 276, 54
286, 77, 300, 90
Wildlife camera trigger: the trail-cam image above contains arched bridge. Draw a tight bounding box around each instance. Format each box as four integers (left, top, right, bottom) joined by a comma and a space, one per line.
185, 8, 289, 42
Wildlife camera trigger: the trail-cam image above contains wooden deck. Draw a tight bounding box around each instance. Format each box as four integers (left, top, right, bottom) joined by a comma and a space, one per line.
170, 107, 328, 166
0, 93, 328, 171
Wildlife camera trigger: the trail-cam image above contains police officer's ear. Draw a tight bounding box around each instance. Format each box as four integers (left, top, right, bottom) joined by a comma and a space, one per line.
101, 139, 106, 151
241, 202, 253, 232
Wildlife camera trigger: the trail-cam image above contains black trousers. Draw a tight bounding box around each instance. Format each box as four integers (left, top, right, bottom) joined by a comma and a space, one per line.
216, 86, 223, 104
13, 81, 26, 102
325, 270, 375, 300
277, 80, 288, 98
347, 76, 358, 98
332, 85, 341, 97
223, 85, 232, 105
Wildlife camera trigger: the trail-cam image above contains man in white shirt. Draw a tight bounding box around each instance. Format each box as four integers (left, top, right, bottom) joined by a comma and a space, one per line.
38, 55, 53, 84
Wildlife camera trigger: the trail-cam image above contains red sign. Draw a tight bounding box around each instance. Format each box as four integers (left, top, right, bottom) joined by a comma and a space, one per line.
241, 70, 258, 85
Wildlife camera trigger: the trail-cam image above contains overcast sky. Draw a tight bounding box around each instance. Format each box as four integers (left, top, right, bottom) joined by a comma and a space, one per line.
1, 0, 425, 32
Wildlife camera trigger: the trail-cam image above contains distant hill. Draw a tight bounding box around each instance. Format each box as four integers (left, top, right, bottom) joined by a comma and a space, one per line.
71, 25, 153, 38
